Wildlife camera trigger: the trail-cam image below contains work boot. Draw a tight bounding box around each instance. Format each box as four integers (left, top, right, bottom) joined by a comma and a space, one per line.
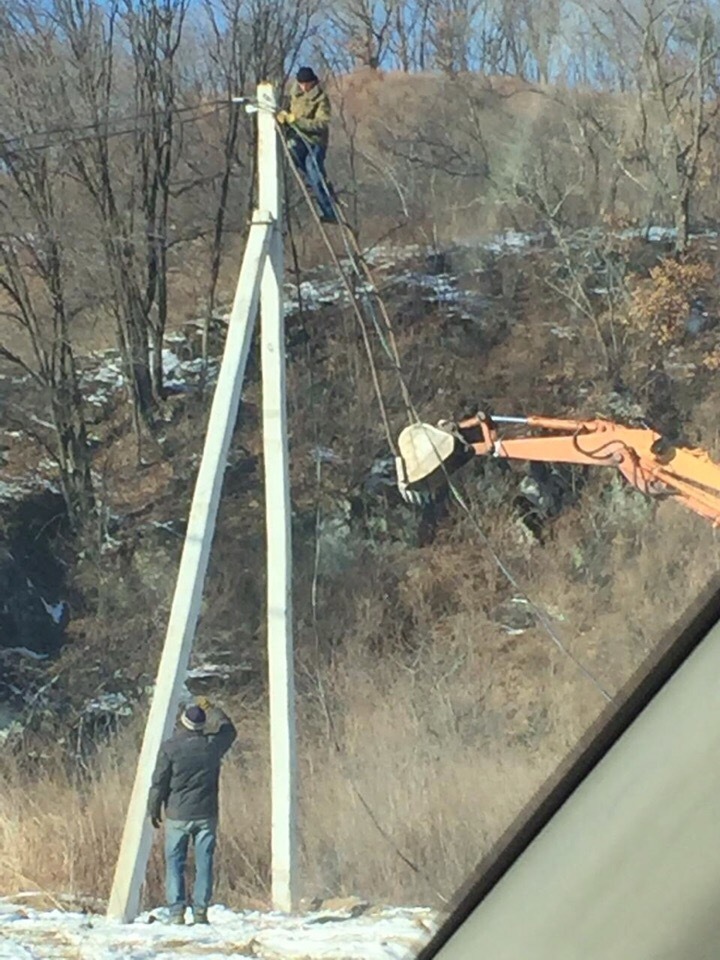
193, 908, 209, 925
168, 911, 185, 925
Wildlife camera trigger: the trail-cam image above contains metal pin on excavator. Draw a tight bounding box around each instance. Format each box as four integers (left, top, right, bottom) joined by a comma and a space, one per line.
396, 411, 720, 526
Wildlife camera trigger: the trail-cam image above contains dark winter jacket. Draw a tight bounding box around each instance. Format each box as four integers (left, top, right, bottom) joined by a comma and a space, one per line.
288, 82, 331, 147
147, 707, 237, 822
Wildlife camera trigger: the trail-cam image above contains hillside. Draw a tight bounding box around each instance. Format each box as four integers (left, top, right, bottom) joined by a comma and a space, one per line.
2, 59, 720, 915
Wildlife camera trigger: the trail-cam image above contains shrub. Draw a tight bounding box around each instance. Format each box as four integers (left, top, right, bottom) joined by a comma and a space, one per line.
626, 258, 714, 346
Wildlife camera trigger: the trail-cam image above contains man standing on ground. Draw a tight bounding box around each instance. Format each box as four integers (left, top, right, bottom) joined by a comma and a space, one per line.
277, 66, 338, 224
148, 698, 237, 925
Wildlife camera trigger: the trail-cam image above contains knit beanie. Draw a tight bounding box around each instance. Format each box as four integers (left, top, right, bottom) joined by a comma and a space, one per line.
296, 66, 318, 83
181, 704, 206, 731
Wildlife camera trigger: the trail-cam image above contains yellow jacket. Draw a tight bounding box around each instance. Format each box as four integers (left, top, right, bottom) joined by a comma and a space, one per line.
288, 82, 331, 147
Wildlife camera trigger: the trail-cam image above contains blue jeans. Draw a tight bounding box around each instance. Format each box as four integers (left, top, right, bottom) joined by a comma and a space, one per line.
288, 138, 336, 220
165, 818, 217, 915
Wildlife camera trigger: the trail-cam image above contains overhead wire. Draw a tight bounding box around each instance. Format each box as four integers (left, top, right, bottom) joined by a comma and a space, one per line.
284, 124, 414, 417
0, 99, 231, 156
277, 122, 397, 455
280, 118, 616, 706
0, 100, 208, 148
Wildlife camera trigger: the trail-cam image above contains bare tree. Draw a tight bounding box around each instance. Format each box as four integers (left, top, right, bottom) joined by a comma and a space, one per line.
0, 7, 95, 525
53, 0, 191, 438
390, 0, 434, 70
495, 0, 534, 76
326, 0, 399, 69
426, 0, 483, 75
124, 0, 191, 403
598, 0, 720, 253
524, 0, 562, 83
201, 0, 252, 352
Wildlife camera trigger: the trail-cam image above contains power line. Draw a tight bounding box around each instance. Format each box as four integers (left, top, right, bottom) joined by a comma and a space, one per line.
0, 99, 232, 157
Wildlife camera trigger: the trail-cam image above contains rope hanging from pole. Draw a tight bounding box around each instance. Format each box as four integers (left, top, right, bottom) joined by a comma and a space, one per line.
277, 122, 398, 456
278, 118, 616, 708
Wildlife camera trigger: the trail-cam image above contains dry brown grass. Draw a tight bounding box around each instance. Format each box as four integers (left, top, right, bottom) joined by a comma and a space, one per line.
1, 481, 717, 912
0, 675, 557, 913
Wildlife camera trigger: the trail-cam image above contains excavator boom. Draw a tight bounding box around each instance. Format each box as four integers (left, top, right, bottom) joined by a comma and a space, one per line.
396, 412, 720, 527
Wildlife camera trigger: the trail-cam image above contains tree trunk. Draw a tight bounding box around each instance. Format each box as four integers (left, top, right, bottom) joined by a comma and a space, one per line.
52, 348, 95, 527
151, 234, 169, 404
124, 289, 156, 424
206, 107, 241, 354
675, 188, 690, 257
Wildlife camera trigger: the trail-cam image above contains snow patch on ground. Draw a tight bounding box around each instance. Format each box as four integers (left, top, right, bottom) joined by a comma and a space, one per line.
479, 229, 542, 254
12, 222, 708, 419
3, 222, 713, 505
79, 345, 220, 410
0, 475, 61, 506
392, 271, 463, 303
83, 692, 133, 718
186, 662, 237, 680
284, 261, 486, 323
362, 244, 424, 270
284, 277, 343, 314
40, 598, 67, 624
0, 902, 437, 960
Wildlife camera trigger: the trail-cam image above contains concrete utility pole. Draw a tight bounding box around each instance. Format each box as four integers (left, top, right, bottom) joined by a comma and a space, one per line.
258, 84, 298, 913
107, 83, 297, 922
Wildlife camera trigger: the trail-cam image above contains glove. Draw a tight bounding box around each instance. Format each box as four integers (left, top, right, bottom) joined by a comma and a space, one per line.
196, 696, 211, 712
277, 111, 295, 125
395, 456, 431, 506
400, 486, 430, 507
151, 814, 162, 829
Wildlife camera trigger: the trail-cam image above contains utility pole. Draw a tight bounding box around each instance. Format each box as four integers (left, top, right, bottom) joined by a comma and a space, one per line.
107, 82, 297, 922
258, 84, 298, 913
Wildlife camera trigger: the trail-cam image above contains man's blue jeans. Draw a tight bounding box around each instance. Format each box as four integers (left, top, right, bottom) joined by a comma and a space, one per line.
288, 138, 336, 220
165, 818, 217, 916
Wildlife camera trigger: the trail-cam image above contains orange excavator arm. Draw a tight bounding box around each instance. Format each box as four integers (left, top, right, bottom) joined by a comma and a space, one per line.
396, 412, 720, 527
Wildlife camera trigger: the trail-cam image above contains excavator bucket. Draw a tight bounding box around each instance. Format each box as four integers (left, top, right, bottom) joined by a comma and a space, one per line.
396, 423, 459, 502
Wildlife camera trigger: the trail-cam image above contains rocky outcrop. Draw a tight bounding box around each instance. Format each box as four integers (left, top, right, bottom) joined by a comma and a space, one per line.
0, 546, 68, 657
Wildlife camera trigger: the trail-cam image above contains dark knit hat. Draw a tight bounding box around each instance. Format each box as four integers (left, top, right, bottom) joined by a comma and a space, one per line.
296, 66, 318, 84
181, 704, 206, 731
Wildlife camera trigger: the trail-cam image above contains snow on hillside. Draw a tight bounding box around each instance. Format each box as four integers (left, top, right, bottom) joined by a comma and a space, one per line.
0, 901, 437, 960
